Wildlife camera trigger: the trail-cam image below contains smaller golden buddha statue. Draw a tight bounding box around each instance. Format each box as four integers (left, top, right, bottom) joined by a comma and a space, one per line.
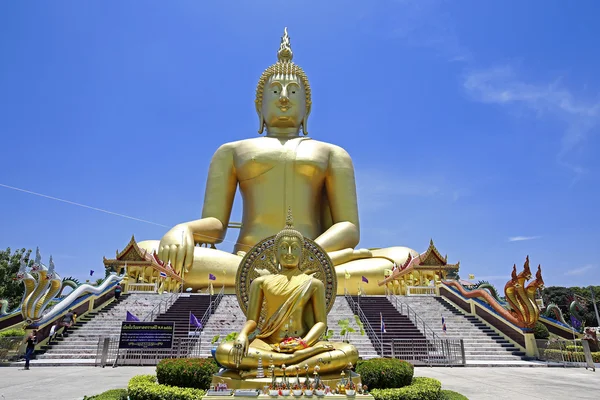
214, 210, 358, 383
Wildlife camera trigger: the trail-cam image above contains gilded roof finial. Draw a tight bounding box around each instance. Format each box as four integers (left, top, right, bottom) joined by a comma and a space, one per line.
275, 206, 304, 248
285, 206, 294, 228
277, 27, 293, 62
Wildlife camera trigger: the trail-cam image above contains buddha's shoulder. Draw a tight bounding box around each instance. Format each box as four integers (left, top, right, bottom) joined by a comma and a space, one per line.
302, 139, 352, 156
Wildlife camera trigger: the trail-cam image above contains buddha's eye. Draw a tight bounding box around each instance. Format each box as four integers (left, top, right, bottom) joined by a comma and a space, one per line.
291, 90, 296, 94
273, 90, 278, 94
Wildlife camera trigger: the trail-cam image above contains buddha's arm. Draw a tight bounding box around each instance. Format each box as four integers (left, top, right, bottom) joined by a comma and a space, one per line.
303, 280, 327, 347
232, 278, 264, 365
314, 146, 360, 252
191, 143, 238, 244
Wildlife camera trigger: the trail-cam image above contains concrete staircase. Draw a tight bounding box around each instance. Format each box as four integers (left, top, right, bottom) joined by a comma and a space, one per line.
394, 296, 527, 363
194, 295, 379, 360
327, 298, 379, 359
36, 293, 165, 361
154, 294, 212, 340
195, 295, 246, 357
348, 296, 427, 358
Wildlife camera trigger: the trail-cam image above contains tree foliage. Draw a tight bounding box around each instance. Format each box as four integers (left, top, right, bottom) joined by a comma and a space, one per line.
542, 286, 600, 327
0, 247, 32, 310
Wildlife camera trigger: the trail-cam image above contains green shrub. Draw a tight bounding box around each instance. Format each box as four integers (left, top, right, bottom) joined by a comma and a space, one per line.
543, 349, 600, 363
156, 358, 219, 390
370, 377, 441, 400
533, 322, 549, 339
83, 389, 128, 400
128, 375, 205, 400
440, 389, 469, 399
565, 345, 583, 352
356, 358, 414, 389
0, 328, 24, 338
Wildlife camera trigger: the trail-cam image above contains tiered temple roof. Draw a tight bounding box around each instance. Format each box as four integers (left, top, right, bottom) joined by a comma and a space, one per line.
379, 239, 460, 286
103, 235, 182, 282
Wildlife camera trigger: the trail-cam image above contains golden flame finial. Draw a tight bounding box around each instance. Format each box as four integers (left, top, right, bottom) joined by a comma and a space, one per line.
285, 206, 294, 228
277, 27, 293, 62
275, 206, 304, 250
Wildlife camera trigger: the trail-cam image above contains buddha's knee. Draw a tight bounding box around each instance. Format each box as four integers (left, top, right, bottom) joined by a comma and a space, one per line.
214, 342, 236, 368
337, 343, 359, 362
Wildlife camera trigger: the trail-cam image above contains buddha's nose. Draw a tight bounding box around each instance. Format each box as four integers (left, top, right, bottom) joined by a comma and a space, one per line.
279, 96, 289, 105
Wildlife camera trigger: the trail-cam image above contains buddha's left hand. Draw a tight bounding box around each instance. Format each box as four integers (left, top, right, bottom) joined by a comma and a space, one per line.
273, 337, 308, 353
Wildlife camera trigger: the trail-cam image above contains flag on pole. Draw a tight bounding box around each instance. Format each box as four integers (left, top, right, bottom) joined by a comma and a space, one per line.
361, 276, 369, 284
468, 274, 475, 280
190, 312, 202, 329
208, 273, 216, 281
345, 270, 351, 280
209, 282, 214, 296
126, 311, 140, 322
442, 316, 447, 333
90, 270, 94, 276
570, 315, 581, 330
159, 271, 167, 278
380, 312, 387, 333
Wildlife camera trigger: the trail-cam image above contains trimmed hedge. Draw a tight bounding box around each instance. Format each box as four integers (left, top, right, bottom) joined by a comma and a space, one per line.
356, 358, 414, 389
83, 389, 128, 400
156, 358, 219, 390
440, 389, 469, 400
543, 349, 600, 363
128, 375, 205, 400
0, 328, 24, 338
370, 377, 442, 400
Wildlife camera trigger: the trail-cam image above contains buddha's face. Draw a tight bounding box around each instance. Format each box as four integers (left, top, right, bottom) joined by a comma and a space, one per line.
276, 235, 303, 269
261, 75, 306, 131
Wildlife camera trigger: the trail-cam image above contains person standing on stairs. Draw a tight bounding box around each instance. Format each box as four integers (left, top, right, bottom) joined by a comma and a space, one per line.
22, 329, 37, 370
114, 284, 122, 302
60, 309, 75, 337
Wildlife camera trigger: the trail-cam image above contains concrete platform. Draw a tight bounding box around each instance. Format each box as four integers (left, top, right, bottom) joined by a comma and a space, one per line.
0, 365, 598, 400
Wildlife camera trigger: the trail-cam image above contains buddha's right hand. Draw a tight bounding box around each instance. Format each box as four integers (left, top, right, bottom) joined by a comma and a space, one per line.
232, 334, 249, 368
158, 224, 194, 275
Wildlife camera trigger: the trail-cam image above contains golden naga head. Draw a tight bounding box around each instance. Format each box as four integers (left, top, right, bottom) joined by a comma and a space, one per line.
274, 208, 305, 269
255, 27, 312, 135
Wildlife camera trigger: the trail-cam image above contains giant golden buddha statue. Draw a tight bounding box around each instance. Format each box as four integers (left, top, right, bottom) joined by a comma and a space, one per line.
138, 28, 418, 294
213, 210, 358, 385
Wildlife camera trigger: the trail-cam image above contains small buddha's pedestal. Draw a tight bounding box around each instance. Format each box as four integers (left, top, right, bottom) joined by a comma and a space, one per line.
203, 396, 375, 400
211, 369, 365, 391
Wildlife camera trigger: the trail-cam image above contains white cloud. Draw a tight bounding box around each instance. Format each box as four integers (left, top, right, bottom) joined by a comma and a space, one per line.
508, 236, 541, 242
464, 67, 600, 176
564, 264, 595, 276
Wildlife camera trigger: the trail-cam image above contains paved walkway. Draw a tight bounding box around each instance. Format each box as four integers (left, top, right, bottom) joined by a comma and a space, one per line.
0, 366, 597, 400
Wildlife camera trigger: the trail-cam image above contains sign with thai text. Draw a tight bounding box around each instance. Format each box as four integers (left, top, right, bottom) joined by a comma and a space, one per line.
118, 322, 174, 349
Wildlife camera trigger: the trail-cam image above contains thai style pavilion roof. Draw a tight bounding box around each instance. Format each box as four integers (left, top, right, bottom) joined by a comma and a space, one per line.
103, 235, 181, 281
378, 239, 460, 286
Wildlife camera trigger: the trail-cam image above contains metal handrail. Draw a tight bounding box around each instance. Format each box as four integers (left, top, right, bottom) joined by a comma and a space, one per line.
142, 290, 181, 322
386, 293, 441, 341
185, 286, 226, 355
345, 291, 384, 357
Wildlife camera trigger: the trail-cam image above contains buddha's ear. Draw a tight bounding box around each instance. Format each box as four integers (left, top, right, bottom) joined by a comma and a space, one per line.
302, 116, 308, 136
258, 113, 265, 134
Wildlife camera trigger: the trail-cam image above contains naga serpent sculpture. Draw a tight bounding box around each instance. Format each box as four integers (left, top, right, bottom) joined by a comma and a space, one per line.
543, 296, 586, 327
444, 256, 544, 330
0, 300, 11, 315
8, 247, 127, 324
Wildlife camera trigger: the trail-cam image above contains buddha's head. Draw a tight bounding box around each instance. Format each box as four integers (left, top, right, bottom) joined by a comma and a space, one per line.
255, 28, 312, 136
274, 208, 305, 269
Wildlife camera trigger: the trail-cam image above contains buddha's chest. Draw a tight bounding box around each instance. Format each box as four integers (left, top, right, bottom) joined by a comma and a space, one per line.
234, 139, 329, 181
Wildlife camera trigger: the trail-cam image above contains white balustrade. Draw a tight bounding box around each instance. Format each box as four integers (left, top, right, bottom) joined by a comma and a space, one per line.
406, 286, 437, 296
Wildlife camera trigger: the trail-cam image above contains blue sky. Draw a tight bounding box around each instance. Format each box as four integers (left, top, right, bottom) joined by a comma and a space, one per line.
1, 1, 599, 289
